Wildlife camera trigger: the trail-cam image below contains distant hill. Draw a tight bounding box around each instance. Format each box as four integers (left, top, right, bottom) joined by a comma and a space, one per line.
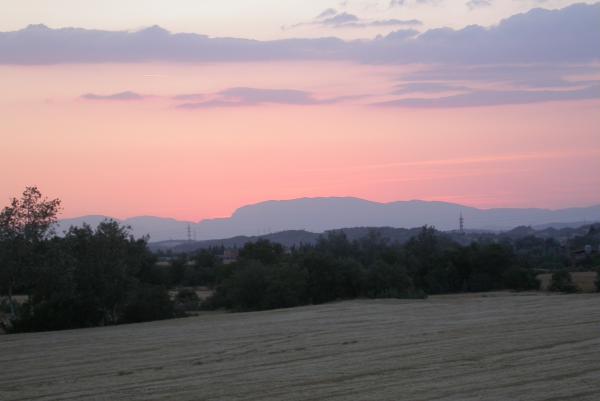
150, 223, 600, 253
56, 197, 600, 242
148, 227, 430, 253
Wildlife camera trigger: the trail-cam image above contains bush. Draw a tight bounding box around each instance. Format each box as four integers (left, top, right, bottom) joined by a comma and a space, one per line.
548, 270, 579, 293
174, 288, 200, 312
366, 260, 414, 298
121, 285, 174, 323
206, 261, 307, 311
503, 267, 540, 291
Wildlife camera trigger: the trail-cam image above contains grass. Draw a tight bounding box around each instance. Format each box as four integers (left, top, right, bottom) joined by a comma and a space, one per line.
1, 291, 599, 400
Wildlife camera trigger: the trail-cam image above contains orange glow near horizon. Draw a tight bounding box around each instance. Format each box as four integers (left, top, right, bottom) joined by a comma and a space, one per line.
1, 62, 599, 221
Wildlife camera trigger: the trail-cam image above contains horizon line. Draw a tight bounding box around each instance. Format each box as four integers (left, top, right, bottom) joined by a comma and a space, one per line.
57, 196, 600, 223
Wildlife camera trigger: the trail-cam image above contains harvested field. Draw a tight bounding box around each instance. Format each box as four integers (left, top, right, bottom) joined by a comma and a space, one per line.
1, 292, 599, 401
538, 271, 597, 292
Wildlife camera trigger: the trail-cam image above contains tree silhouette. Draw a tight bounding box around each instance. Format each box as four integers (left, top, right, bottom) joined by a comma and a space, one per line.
0, 187, 61, 317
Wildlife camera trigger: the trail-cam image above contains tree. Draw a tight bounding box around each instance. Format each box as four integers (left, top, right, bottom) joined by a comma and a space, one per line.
174, 288, 200, 313
239, 239, 284, 265
206, 260, 308, 311
548, 270, 579, 293
121, 284, 174, 323
366, 260, 414, 298
62, 220, 154, 325
8, 219, 165, 332
502, 267, 540, 291
403, 226, 443, 291
0, 187, 61, 317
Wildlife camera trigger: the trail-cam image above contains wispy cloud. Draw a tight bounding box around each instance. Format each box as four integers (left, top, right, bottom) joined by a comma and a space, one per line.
176, 87, 348, 109
172, 93, 205, 101
466, 0, 493, 10
287, 9, 422, 30
389, 0, 407, 7
374, 84, 600, 108
402, 64, 599, 86
316, 8, 338, 19
81, 91, 145, 101
392, 82, 471, 94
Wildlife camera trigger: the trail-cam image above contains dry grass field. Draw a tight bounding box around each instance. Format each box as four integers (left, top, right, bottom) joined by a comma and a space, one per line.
1, 292, 599, 401
538, 271, 597, 292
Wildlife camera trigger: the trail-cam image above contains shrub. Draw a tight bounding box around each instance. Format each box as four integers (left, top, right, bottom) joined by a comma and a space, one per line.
502, 267, 541, 291
366, 261, 414, 299
121, 285, 174, 323
548, 270, 579, 293
174, 288, 201, 312
206, 261, 308, 311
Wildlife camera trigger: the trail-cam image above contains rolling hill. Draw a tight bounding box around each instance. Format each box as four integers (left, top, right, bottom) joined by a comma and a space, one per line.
57, 197, 600, 242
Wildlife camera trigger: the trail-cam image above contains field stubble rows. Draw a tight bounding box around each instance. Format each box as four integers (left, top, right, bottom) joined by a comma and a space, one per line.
1, 292, 599, 401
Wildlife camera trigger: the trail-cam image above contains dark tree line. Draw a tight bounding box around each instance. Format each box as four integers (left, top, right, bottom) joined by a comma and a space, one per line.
199, 228, 542, 312
0, 188, 174, 333
1, 188, 597, 333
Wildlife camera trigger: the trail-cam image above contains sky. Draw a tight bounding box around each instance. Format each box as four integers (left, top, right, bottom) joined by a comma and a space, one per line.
1, 0, 598, 39
0, 1, 599, 220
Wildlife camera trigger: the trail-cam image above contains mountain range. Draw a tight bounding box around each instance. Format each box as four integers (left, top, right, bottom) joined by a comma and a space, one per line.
55, 197, 600, 243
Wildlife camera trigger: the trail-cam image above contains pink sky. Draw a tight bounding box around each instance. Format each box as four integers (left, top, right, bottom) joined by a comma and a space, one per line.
1, 61, 599, 221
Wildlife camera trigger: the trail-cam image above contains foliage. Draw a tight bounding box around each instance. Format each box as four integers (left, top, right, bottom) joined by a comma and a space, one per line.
203, 227, 566, 311
548, 270, 579, 293
0, 186, 62, 242
120, 285, 174, 324
208, 261, 308, 311
174, 288, 201, 312
365, 260, 413, 298
239, 239, 284, 265
502, 267, 541, 291
5, 187, 593, 332
2, 188, 174, 332
0, 187, 61, 318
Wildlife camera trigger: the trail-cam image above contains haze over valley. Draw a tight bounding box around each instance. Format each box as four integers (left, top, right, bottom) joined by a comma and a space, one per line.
58, 197, 600, 242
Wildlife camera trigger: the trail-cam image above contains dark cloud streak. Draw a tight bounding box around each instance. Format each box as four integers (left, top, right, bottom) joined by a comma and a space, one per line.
375, 84, 600, 108
81, 91, 145, 100
176, 87, 348, 109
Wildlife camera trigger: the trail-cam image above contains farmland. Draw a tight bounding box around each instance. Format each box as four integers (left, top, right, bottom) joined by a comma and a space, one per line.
2, 292, 600, 401
538, 271, 597, 292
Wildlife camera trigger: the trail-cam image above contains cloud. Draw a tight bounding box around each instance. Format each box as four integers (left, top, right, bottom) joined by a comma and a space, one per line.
370, 19, 423, 27
374, 84, 600, 108
466, 0, 492, 10
172, 93, 205, 101
1, 3, 598, 65
389, 0, 406, 7
400, 63, 600, 89
75, 88, 363, 108
390, 0, 442, 5
358, 3, 600, 64
316, 8, 339, 19
290, 10, 422, 29
81, 91, 145, 100
321, 12, 361, 27
176, 87, 343, 109
393, 82, 471, 94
